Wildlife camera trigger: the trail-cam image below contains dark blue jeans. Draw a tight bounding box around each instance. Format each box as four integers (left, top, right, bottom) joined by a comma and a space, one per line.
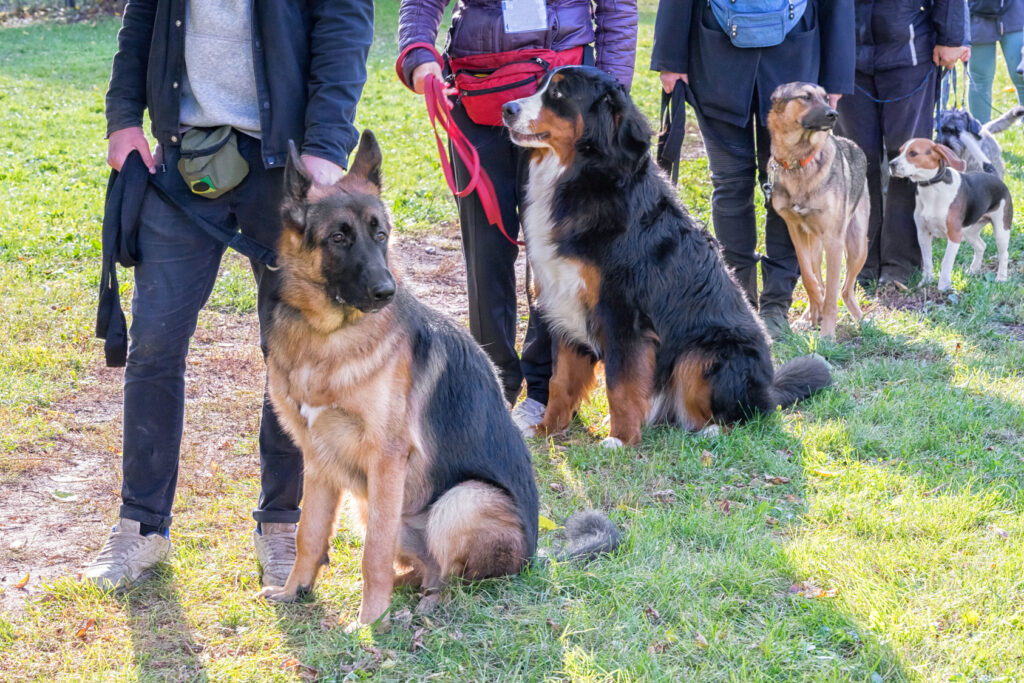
450, 103, 553, 406
835, 63, 938, 282
119, 134, 301, 530
694, 106, 800, 313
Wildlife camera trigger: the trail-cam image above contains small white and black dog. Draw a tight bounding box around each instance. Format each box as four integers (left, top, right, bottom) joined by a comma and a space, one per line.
935, 106, 1024, 179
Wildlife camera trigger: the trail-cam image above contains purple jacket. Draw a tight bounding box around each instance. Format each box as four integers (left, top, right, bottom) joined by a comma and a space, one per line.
398, 0, 638, 90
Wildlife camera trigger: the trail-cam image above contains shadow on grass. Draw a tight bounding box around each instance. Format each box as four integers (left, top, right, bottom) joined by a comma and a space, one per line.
125, 567, 206, 681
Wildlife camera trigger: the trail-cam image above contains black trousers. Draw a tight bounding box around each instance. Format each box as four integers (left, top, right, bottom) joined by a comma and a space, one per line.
449, 103, 553, 405
120, 134, 301, 530
694, 105, 800, 313
835, 62, 938, 281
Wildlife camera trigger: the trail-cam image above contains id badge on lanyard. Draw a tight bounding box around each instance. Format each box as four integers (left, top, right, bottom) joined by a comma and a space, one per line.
502, 0, 547, 33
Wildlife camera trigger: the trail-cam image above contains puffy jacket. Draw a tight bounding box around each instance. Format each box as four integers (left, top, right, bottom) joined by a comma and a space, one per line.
970, 0, 1024, 44
853, 0, 968, 73
105, 0, 374, 170
397, 0, 638, 90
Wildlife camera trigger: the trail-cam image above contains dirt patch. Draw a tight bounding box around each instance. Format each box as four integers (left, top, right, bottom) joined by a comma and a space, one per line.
996, 322, 1024, 341
868, 284, 948, 314
0, 228, 525, 614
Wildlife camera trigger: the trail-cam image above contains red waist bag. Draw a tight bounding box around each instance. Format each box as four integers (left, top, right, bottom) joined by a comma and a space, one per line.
450, 46, 584, 126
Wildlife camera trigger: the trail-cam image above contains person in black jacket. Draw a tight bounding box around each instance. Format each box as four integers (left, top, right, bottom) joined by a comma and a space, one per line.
652, 0, 855, 336
836, 0, 969, 286
84, 0, 373, 591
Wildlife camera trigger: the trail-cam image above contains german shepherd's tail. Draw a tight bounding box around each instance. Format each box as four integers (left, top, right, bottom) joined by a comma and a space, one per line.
770, 355, 832, 408
553, 511, 621, 562
983, 105, 1024, 135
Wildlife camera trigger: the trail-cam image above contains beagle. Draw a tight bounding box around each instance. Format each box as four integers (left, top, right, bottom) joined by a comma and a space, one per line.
889, 138, 1013, 291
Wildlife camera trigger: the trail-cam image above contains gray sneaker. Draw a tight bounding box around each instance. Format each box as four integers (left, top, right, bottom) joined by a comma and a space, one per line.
82, 519, 172, 590
510, 397, 546, 436
254, 523, 297, 587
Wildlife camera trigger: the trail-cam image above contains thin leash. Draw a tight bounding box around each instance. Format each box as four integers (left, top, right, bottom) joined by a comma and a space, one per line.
396, 42, 524, 247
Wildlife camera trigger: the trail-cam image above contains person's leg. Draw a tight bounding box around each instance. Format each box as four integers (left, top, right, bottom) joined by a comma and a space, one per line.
232, 135, 302, 528
878, 63, 938, 283
968, 41, 998, 123
694, 111, 761, 309
1000, 31, 1024, 105
754, 114, 799, 315
451, 104, 527, 405
835, 70, 885, 283
120, 165, 230, 530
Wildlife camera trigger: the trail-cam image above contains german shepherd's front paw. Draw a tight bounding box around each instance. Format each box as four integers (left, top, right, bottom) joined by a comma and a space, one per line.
258, 585, 300, 603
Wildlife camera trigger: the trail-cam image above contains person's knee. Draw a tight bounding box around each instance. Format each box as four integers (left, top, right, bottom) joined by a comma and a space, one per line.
127, 315, 194, 368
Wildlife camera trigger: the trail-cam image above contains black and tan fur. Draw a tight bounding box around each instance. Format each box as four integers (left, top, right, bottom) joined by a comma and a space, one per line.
767, 82, 869, 338
258, 131, 617, 627
503, 67, 832, 448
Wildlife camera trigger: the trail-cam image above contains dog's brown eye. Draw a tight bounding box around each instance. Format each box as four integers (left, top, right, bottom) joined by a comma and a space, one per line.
909, 151, 917, 157
375, 231, 387, 242
330, 232, 345, 243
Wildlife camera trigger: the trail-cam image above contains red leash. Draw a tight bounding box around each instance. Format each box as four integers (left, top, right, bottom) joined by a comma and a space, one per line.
396, 42, 524, 247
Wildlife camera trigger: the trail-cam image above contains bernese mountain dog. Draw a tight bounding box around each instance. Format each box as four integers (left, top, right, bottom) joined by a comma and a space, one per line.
502, 66, 831, 448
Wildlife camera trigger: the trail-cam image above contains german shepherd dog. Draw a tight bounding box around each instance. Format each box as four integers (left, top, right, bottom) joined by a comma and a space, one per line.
767, 82, 869, 338
502, 67, 832, 448
258, 131, 618, 627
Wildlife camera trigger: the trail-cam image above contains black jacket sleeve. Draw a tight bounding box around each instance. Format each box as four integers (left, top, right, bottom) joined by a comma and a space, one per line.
104, 0, 157, 137
818, 0, 855, 95
650, 0, 694, 73
302, 0, 375, 169
932, 0, 968, 47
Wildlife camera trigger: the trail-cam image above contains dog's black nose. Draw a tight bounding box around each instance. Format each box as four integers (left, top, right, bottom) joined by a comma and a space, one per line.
371, 281, 396, 303
502, 101, 521, 121
825, 108, 838, 122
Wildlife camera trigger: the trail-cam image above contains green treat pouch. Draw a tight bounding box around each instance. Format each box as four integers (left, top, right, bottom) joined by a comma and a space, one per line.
177, 126, 249, 198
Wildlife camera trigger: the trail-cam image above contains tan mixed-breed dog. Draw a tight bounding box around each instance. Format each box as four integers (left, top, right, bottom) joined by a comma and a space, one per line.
258, 131, 618, 628
767, 82, 870, 338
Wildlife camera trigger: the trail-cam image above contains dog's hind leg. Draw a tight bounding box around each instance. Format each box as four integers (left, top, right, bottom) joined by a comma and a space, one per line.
259, 471, 343, 602
993, 199, 1012, 282
842, 192, 870, 323
535, 341, 597, 438
421, 481, 527, 612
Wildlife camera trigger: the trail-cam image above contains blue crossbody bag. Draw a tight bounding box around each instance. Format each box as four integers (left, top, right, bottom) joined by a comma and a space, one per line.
708, 0, 809, 48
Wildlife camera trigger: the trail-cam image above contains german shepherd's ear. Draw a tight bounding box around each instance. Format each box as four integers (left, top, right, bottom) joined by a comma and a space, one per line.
934, 142, 967, 172
282, 139, 313, 231
346, 129, 383, 195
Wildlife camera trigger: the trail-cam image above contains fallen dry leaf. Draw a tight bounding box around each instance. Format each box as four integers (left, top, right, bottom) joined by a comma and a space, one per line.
764, 516, 779, 526
694, 631, 709, 649
720, 499, 731, 515
647, 640, 670, 654
765, 475, 790, 485
75, 618, 96, 639
546, 618, 562, 637
643, 606, 661, 623
652, 489, 676, 504
14, 572, 29, 590
410, 626, 426, 652
784, 494, 800, 504
988, 525, 1010, 539
700, 450, 715, 467
549, 482, 565, 493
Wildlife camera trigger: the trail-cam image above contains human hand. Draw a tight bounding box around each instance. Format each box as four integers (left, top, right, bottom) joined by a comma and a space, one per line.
828, 94, 842, 109
300, 154, 345, 186
933, 45, 967, 69
107, 126, 156, 173
412, 61, 456, 96
959, 46, 971, 63
659, 71, 689, 94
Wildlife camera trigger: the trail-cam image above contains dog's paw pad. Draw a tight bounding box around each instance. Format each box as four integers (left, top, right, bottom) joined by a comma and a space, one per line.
600, 436, 624, 450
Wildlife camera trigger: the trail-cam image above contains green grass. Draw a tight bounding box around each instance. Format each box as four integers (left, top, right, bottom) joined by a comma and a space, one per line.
3, 3, 1024, 681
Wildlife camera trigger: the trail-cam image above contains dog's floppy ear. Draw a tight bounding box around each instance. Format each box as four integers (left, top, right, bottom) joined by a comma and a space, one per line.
282, 139, 313, 231
581, 84, 650, 172
934, 142, 967, 172
346, 129, 383, 194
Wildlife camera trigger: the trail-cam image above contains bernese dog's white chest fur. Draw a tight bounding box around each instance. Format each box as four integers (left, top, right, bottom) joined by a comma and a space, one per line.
522, 153, 593, 349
